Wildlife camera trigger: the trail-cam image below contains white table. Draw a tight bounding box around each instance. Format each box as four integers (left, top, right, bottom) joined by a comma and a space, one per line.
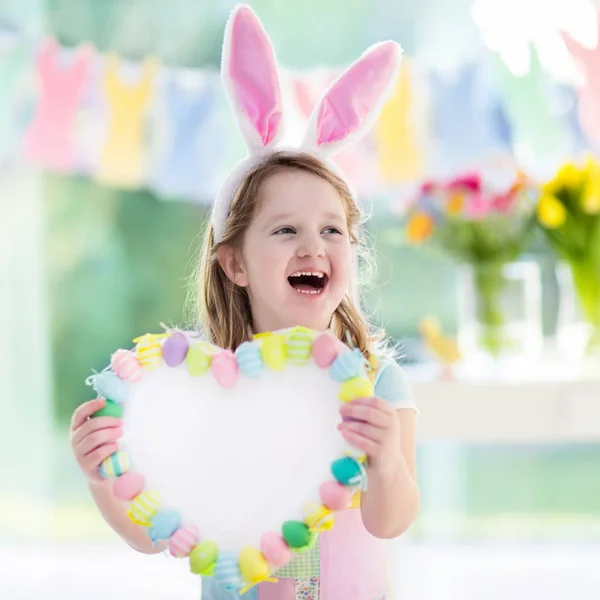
407, 360, 600, 444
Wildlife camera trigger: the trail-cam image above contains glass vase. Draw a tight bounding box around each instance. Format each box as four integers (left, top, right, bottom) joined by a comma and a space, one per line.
457, 261, 543, 363
555, 261, 600, 360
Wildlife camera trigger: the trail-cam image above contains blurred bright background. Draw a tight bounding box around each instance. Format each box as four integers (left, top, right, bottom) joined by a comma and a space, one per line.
1, 0, 599, 598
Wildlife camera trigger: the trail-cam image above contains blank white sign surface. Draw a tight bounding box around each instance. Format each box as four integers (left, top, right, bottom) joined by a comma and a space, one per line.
123, 362, 348, 552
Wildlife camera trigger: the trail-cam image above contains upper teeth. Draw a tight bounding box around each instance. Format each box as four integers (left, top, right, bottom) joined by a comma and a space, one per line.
290, 271, 325, 278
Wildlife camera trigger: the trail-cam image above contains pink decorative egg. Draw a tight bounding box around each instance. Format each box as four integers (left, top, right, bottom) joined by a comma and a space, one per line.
211, 350, 238, 388
260, 532, 291, 567
169, 525, 200, 558
319, 481, 353, 511
113, 472, 145, 501
162, 332, 190, 367
111, 349, 143, 382
312, 333, 340, 368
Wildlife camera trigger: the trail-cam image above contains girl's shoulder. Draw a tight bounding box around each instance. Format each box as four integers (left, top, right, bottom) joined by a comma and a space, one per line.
370, 355, 417, 412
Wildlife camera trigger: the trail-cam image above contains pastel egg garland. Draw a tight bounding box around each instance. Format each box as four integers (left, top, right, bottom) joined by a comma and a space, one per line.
111, 349, 143, 383
85, 327, 375, 593
169, 525, 200, 558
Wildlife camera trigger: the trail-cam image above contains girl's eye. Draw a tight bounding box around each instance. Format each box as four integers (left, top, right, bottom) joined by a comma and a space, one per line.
323, 227, 342, 235
274, 227, 295, 235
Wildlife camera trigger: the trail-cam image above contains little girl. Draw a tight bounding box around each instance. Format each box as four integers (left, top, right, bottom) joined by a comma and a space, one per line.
70, 5, 419, 599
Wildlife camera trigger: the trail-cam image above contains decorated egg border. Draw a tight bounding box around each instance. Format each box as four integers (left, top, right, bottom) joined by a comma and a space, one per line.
88, 326, 375, 594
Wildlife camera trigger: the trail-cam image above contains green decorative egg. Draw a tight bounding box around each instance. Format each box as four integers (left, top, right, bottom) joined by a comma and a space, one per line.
186, 343, 212, 376
92, 400, 123, 418
331, 457, 363, 486
190, 540, 218, 575
285, 326, 314, 365
282, 520, 313, 549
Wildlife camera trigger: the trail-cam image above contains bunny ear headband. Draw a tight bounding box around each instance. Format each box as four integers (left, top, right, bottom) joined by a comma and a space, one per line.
211, 3, 403, 242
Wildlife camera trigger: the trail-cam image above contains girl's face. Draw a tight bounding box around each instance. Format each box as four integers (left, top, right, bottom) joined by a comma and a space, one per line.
224, 169, 353, 334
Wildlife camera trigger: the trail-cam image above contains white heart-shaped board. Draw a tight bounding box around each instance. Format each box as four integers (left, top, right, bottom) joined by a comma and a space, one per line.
86, 327, 375, 593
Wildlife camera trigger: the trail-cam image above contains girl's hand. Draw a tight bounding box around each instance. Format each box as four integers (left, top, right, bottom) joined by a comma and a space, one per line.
338, 397, 402, 474
70, 399, 123, 484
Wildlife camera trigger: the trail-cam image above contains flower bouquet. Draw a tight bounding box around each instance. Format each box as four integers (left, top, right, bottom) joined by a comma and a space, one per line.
402, 170, 538, 358
537, 156, 600, 354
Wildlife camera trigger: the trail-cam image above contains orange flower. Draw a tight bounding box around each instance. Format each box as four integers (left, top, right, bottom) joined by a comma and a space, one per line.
446, 191, 465, 215
407, 211, 435, 243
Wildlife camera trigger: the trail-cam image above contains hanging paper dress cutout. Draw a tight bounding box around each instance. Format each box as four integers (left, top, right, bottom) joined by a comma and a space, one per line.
429, 64, 509, 177
0, 37, 29, 161
153, 73, 225, 202
555, 84, 589, 154
373, 59, 423, 183
291, 71, 377, 194
24, 38, 92, 172
95, 56, 158, 189
491, 46, 571, 171
562, 14, 600, 146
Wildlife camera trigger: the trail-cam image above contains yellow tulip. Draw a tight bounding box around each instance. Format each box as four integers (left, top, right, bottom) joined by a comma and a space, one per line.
406, 212, 434, 243
581, 154, 599, 177
543, 162, 581, 197
537, 194, 567, 228
555, 162, 581, 188
582, 176, 600, 214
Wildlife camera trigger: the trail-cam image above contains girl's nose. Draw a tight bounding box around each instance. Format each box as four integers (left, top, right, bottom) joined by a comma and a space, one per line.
296, 233, 326, 258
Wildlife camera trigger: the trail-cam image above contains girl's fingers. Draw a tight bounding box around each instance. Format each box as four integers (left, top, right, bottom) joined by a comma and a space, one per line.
339, 421, 381, 443
339, 428, 379, 457
70, 399, 106, 432
78, 428, 123, 457
71, 416, 122, 447
340, 401, 390, 429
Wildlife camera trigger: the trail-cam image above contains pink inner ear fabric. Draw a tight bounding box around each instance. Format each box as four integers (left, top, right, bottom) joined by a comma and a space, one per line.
317, 43, 398, 146
229, 7, 282, 146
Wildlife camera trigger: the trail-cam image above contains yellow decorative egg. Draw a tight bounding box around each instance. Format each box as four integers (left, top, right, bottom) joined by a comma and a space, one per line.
339, 377, 374, 403
239, 546, 270, 583
260, 334, 286, 370
127, 491, 160, 526
303, 503, 335, 532
134, 333, 166, 370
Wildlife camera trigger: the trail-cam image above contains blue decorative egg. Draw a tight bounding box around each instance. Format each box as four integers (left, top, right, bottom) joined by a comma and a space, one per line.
93, 371, 128, 404
329, 349, 367, 383
147, 510, 181, 542
215, 551, 244, 591
235, 341, 263, 378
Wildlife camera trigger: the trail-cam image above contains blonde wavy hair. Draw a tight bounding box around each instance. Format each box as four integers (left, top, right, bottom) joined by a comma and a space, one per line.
191, 151, 387, 358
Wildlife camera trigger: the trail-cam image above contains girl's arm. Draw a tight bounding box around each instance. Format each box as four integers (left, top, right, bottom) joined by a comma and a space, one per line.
339, 399, 420, 539
70, 399, 161, 554
88, 479, 163, 554
359, 409, 420, 539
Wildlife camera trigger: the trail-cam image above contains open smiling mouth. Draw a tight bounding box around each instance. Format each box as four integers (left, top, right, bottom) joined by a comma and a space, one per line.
287, 271, 329, 295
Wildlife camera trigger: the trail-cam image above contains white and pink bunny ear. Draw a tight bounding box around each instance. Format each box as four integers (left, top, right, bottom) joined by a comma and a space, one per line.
212, 5, 402, 243
302, 41, 403, 157
221, 4, 284, 153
